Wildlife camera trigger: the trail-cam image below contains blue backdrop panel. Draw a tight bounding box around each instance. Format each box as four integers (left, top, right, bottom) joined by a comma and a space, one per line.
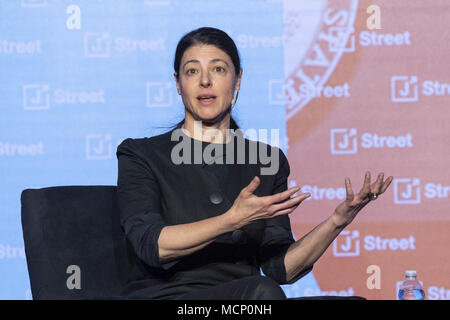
0, 0, 317, 299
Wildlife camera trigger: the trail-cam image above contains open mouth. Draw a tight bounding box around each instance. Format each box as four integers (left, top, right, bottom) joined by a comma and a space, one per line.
197, 95, 217, 104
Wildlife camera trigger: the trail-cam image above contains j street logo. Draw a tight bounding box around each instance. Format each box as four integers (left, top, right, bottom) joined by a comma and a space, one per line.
330, 128, 357, 154
23, 84, 50, 110
333, 230, 416, 257
391, 76, 450, 102
330, 128, 413, 154
23, 84, 105, 109
86, 134, 112, 160
391, 76, 419, 103
393, 178, 450, 204
146, 82, 174, 107
84, 32, 110, 58
333, 230, 360, 257
393, 178, 421, 204
84, 32, 165, 58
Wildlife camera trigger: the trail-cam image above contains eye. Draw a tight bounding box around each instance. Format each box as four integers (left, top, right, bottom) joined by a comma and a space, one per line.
186, 68, 198, 75
214, 66, 225, 73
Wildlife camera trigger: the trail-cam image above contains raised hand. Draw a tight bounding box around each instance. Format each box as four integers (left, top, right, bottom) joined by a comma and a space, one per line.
228, 176, 311, 229
332, 171, 393, 227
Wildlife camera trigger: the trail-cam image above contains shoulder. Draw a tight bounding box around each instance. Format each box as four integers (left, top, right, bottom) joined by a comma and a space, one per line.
116, 130, 174, 158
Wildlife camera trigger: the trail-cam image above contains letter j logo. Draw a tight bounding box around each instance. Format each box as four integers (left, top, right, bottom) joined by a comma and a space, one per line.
330, 128, 357, 155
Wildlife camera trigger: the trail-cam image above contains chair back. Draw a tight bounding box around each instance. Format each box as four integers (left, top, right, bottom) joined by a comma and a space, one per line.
21, 186, 137, 299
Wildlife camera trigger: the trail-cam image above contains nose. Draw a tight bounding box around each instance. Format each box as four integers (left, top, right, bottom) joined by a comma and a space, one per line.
200, 70, 211, 88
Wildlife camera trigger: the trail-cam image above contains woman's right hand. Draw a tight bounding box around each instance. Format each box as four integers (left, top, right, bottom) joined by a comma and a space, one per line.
226, 176, 311, 229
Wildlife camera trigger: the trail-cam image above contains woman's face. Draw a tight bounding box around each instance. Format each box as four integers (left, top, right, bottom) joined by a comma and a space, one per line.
175, 44, 242, 125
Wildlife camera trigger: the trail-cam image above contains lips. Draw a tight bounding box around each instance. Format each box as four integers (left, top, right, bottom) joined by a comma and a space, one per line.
197, 94, 217, 105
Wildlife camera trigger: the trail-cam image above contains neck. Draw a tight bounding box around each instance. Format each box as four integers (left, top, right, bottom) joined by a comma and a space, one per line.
182, 117, 232, 144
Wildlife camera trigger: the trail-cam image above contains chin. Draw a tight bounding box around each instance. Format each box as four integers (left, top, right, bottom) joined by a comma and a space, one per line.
194, 107, 225, 120
195, 110, 228, 125
196, 115, 221, 125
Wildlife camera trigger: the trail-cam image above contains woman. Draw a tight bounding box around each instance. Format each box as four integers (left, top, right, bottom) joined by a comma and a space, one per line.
116, 27, 393, 300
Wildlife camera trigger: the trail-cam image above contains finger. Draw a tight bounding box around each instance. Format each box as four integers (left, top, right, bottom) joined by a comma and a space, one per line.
265, 186, 301, 204
345, 177, 354, 201
380, 176, 394, 194
271, 204, 300, 217
269, 192, 310, 213
360, 171, 371, 196
242, 176, 260, 196
371, 172, 384, 194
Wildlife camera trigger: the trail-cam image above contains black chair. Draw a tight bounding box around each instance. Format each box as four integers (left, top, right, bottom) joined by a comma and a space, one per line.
21, 186, 365, 300
20, 186, 139, 300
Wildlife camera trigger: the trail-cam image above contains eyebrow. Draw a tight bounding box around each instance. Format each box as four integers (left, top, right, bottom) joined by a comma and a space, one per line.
182, 58, 229, 69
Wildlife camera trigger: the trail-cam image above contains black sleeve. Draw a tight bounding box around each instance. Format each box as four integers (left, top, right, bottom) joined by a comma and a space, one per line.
116, 138, 168, 269
259, 147, 312, 284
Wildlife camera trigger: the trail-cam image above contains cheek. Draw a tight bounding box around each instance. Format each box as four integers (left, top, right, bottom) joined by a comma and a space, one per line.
226, 87, 236, 101
179, 83, 195, 100
219, 80, 236, 97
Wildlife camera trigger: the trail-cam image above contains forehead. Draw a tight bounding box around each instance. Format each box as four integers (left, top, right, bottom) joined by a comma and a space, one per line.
181, 44, 232, 64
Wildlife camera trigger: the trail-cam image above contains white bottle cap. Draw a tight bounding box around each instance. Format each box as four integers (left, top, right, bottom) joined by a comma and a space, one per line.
405, 270, 417, 277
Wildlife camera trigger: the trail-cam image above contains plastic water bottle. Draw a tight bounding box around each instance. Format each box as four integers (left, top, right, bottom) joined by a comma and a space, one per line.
398, 270, 425, 300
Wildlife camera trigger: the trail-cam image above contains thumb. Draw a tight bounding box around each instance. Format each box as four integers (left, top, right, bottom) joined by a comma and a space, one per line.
243, 176, 260, 196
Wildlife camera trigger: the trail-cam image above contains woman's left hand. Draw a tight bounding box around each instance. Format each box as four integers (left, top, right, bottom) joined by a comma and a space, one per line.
332, 171, 394, 228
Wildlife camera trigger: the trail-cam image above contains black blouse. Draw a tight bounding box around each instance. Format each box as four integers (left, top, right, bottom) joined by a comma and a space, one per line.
116, 124, 310, 299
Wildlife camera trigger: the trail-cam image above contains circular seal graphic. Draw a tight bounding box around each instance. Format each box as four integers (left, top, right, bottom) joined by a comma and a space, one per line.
283, 0, 358, 120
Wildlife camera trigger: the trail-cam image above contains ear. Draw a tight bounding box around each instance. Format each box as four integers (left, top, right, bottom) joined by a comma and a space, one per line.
174, 72, 182, 95
235, 68, 243, 91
